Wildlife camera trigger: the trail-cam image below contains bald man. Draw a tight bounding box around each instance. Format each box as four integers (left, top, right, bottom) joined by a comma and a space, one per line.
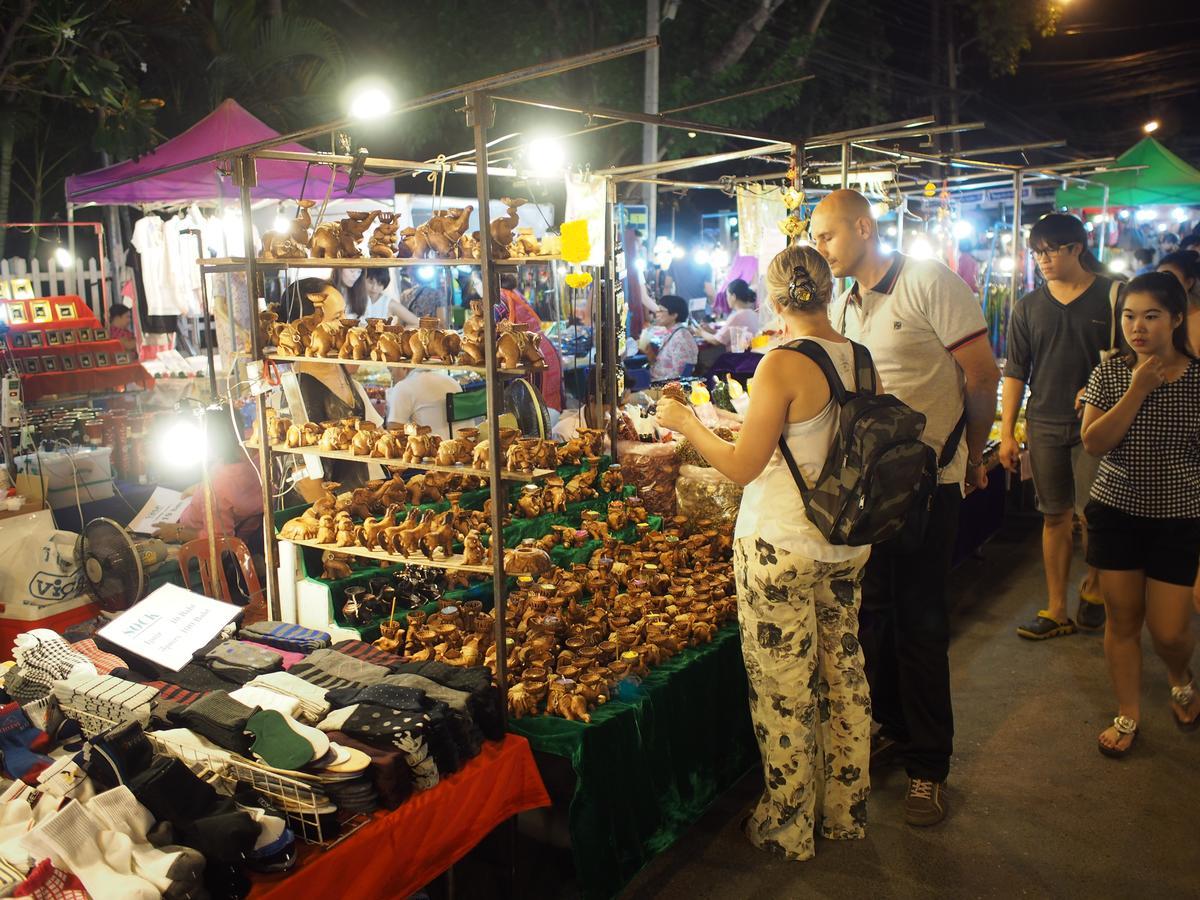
810, 189, 1000, 827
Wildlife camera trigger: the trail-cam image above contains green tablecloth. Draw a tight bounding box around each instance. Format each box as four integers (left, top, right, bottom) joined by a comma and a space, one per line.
508, 623, 757, 900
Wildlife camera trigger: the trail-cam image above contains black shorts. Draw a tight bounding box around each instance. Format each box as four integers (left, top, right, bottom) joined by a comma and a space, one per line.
1084, 501, 1200, 587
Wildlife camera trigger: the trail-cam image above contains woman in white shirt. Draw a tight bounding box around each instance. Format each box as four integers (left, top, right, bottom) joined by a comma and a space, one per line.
697, 278, 760, 350
657, 245, 874, 862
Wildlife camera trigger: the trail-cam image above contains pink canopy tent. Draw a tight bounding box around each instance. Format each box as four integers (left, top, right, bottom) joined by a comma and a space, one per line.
65, 99, 394, 205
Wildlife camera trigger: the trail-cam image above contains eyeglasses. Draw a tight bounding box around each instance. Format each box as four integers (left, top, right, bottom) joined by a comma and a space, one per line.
1030, 244, 1076, 260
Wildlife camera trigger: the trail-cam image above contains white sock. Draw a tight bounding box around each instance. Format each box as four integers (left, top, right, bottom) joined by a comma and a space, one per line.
85, 786, 195, 892
18, 800, 159, 900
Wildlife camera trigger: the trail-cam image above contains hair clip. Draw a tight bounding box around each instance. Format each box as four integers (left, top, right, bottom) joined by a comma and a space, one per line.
788, 266, 813, 305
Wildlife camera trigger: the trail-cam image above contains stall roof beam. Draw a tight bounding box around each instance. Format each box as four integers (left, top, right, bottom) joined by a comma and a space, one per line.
801, 117, 934, 146
598, 141, 793, 179
806, 121, 986, 150
70, 36, 657, 200
490, 90, 804, 145
851, 142, 1021, 174
253, 148, 518, 178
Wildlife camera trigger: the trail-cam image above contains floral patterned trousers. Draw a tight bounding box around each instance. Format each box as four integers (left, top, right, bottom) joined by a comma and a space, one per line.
735, 536, 871, 860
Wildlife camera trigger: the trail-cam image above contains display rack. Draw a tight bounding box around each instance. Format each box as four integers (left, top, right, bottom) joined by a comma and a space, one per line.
248, 441, 555, 481
215, 94, 629, 711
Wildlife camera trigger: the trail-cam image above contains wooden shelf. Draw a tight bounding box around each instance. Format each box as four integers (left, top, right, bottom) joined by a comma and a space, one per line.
281, 537, 492, 574
199, 256, 563, 270
253, 442, 556, 482
265, 353, 528, 376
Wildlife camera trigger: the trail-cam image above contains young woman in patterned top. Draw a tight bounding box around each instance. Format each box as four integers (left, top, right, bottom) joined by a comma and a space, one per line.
1081, 271, 1200, 757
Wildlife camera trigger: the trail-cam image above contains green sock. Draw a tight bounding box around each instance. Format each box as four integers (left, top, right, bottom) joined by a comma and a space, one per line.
246, 709, 316, 770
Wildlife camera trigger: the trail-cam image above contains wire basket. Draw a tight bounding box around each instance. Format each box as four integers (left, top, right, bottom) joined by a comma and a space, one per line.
60, 704, 364, 846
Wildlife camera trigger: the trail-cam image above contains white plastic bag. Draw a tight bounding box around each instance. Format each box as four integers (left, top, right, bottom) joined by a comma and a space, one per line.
0, 509, 88, 621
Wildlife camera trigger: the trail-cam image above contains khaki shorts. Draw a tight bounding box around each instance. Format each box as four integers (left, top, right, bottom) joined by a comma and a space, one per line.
1026, 419, 1101, 518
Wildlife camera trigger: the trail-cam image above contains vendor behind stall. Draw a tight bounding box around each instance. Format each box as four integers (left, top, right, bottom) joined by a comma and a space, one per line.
283, 278, 384, 502
639, 294, 698, 382
108, 303, 138, 354
696, 279, 760, 351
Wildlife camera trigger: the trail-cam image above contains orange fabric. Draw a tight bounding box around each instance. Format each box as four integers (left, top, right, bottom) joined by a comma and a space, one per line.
248, 735, 550, 900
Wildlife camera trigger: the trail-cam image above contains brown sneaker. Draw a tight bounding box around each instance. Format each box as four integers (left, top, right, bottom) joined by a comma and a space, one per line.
905, 778, 947, 826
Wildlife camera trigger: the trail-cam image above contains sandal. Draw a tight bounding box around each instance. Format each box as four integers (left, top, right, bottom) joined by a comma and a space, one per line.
1016, 610, 1077, 641
1098, 715, 1138, 759
1169, 677, 1200, 732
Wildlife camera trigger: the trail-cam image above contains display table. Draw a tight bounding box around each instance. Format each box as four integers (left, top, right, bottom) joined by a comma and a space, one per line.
248, 735, 550, 900
509, 624, 756, 900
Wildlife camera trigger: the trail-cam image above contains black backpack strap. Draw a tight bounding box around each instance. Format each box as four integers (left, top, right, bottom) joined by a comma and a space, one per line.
774, 339, 854, 405
939, 412, 967, 469
772, 339, 864, 501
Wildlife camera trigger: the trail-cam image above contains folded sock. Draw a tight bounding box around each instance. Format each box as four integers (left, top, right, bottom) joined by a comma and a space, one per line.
240, 641, 305, 669
3, 669, 49, 705
174, 691, 256, 756
316, 704, 358, 733
204, 641, 284, 684
230, 685, 300, 718
158, 662, 235, 694
12, 630, 95, 690
0, 701, 53, 784
392, 660, 503, 739
238, 621, 331, 654
13, 858, 88, 900
53, 674, 157, 727
343, 706, 439, 791
20, 695, 64, 742
127, 756, 220, 824
82, 720, 155, 791
69, 640, 127, 676
289, 649, 389, 692
246, 672, 330, 724
19, 799, 159, 900
331, 639, 403, 670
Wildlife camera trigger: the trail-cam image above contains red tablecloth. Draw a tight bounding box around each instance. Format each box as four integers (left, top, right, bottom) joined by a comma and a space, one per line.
248, 735, 550, 900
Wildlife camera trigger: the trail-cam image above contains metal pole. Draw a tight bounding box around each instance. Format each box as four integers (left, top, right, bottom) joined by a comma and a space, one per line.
604, 178, 620, 456
184, 229, 219, 400
643, 0, 660, 248
468, 92, 509, 707
65, 203, 80, 301
1011, 169, 1023, 312
1097, 184, 1111, 263
898, 196, 908, 253
234, 156, 281, 619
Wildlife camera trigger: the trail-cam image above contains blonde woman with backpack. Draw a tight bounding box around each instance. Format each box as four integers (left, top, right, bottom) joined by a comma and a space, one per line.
656, 245, 878, 861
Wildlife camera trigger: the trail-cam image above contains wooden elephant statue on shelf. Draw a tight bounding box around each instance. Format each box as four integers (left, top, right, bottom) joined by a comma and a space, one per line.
338, 326, 373, 360
369, 212, 401, 258
496, 321, 546, 370
262, 200, 315, 259
487, 197, 527, 259
407, 318, 461, 364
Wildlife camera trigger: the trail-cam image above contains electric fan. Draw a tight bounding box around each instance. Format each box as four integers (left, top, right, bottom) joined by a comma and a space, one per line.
504, 377, 551, 438
73, 518, 169, 612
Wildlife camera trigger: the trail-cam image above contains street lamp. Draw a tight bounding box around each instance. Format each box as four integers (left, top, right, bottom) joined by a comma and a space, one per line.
348, 84, 393, 120
1143, 120, 1160, 134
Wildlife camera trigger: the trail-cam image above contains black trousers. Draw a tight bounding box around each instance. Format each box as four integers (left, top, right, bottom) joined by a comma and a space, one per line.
860, 483, 961, 782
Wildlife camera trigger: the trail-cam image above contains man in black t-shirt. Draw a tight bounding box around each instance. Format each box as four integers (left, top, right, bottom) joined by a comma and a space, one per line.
1000, 214, 1115, 640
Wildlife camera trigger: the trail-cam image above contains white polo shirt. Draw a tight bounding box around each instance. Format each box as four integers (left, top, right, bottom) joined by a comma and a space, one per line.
831, 253, 988, 485
385, 369, 463, 436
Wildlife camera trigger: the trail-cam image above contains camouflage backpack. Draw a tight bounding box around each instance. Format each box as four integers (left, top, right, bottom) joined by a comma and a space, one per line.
776, 340, 934, 547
